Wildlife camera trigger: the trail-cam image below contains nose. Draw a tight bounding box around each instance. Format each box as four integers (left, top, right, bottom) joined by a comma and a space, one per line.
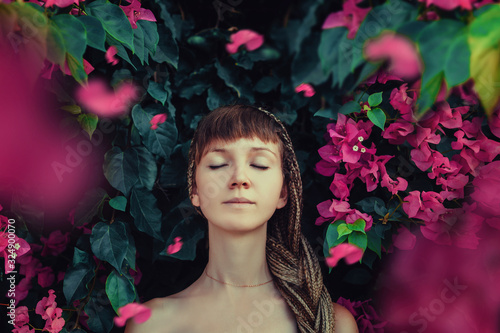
229, 165, 250, 189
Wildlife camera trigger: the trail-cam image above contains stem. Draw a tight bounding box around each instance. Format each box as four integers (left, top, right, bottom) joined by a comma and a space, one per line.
72, 261, 102, 331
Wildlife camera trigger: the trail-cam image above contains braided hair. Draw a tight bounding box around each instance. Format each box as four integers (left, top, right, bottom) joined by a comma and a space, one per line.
187, 105, 335, 332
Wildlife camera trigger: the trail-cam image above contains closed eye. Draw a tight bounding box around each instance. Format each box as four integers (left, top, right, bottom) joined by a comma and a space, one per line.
252, 165, 269, 170
209, 164, 227, 169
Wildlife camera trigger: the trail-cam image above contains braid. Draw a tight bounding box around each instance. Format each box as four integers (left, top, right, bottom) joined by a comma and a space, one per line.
187, 105, 335, 332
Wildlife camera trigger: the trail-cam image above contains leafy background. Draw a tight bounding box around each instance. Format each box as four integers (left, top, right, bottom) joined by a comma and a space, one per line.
1, 0, 500, 332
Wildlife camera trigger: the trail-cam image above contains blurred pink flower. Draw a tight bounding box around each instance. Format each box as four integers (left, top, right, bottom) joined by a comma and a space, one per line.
295, 83, 315, 97
105, 46, 119, 66
38, 266, 55, 288
337, 297, 387, 332
120, 0, 157, 29
471, 161, 500, 224
41, 230, 69, 256
130, 266, 142, 285
365, 32, 422, 79
392, 226, 416, 250
114, 302, 152, 327
418, 0, 473, 10
44, 0, 81, 8
76, 79, 139, 117
14, 306, 30, 328
14, 277, 32, 304
322, 0, 371, 39
12, 326, 35, 333
150, 113, 167, 130
166, 236, 183, 255
326, 243, 364, 267
226, 29, 264, 54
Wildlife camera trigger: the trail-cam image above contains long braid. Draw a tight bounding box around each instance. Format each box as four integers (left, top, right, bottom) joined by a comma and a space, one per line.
187, 105, 335, 332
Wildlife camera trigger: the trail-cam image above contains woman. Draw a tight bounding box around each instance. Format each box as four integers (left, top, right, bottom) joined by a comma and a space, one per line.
126, 105, 358, 332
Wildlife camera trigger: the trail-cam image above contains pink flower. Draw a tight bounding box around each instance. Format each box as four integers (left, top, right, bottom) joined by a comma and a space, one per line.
38, 266, 55, 288
322, 0, 371, 39
489, 106, 500, 139
392, 226, 416, 250
295, 83, 315, 97
437, 103, 468, 129
14, 306, 30, 328
76, 79, 139, 117
471, 161, 500, 223
329, 174, 350, 201
61, 58, 94, 77
326, 243, 364, 267
114, 302, 152, 327
382, 121, 414, 145
418, 0, 473, 10
166, 236, 183, 255
389, 83, 416, 122
150, 113, 167, 130
0, 232, 30, 274
226, 29, 264, 54
130, 266, 142, 285
105, 46, 119, 66
403, 191, 446, 223
364, 32, 422, 79
381, 174, 408, 195
12, 326, 35, 333
120, 0, 157, 29
35, 290, 65, 333
43, 0, 81, 8
14, 278, 32, 304
41, 230, 69, 256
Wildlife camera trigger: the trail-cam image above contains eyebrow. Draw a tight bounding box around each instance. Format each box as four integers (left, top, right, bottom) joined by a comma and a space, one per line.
208, 147, 278, 157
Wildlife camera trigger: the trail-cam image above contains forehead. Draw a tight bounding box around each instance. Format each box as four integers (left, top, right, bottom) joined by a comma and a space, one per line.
204, 137, 280, 155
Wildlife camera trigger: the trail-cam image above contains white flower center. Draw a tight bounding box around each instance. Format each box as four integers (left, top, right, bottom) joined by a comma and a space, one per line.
358, 136, 364, 142
352, 145, 359, 152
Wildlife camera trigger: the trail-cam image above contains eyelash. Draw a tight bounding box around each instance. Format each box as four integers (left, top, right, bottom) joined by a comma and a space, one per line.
208, 164, 269, 170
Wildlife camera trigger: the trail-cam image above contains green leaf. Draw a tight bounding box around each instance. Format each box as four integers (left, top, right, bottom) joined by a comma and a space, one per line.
347, 219, 366, 234
132, 21, 146, 64
338, 101, 360, 115
78, 15, 106, 52
123, 226, 136, 271
468, 4, 500, 116
77, 113, 99, 139
109, 196, 127, 212
314, 108, 337, 119
63, 263, 95, 305
61, 105, 82, 114
106, 270, 136, 313
138, 20, 159, 56
66, 53, 88, 84
148, 80, 168, 105
86, 0, 134, 52
90, 221, 129, 272
129, 186, 163, 240
355, 197, 385, 214
151, 24, 178, 68
84, 293, 115, 333
74, 187, 108, 227
366, 228, 382, 258
52, 14, 87, 62
337, 223, 353, 238
368, 92, 383, 107
367, 107, 386, 130
106, 34, 135, 68
444, 30, 470, 87
72, 247, 96, 269
131, 104, 178, 159
46, 22, 66, 67
348, 231, 368, 252
214, 60, 254, 103
318, 28, 347, 75
254, 76, 280, 93
103, 146, 138, 196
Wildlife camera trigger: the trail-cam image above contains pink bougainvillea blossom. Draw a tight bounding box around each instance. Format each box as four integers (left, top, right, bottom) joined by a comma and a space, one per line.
226, 29, 264, 54
381, 174, 408, 195
114, 302, 152, 327
38, 266, 56, 288
392, 226, 416, 250
12, 326, 35, 333
105, 46, 119, 66
120, 0, 157, 29
403, 191, 446, 223
35, 289, 65, 333
41, 230, 69, 257
418, 0, 474, 10
326, 243, 364, 267
382, 121, 414, 145
14, 306, 30, 328
76, 79, 139, 117
166, 236, 183, 255
0, 232, 30, 274
43, 0, 81, 8
364, 32, 422, 79
150, 113, 167, 130
295, 83, 316, 97
337, 297, 387, 332
322, 0, 371, 39
471, 161, 500, 224
389, 83, 417, 122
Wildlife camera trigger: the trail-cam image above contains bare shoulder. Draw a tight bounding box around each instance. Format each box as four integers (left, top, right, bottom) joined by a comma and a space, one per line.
332, 302, 359, 333
124, 297, 178, 333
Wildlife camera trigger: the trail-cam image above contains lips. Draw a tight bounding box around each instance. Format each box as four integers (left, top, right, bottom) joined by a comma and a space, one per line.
223, 197, 255, 204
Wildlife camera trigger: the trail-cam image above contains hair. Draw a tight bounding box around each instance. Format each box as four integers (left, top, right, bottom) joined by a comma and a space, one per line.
187, 105, 335, 332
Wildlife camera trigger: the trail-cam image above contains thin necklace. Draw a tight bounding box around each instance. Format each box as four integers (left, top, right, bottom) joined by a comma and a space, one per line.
204, 268, 273, 287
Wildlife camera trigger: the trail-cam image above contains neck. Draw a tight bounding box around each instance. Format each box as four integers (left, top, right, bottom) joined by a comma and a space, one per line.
204, 222, 272, 287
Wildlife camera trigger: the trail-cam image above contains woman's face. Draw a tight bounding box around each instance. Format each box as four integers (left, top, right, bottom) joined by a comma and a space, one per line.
191, 137, 288, 232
